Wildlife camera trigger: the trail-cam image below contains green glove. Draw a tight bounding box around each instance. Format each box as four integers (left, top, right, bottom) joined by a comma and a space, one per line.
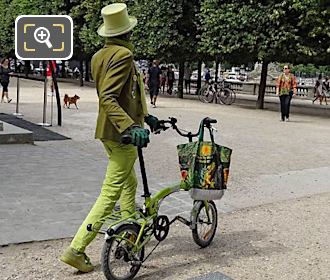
144, 115, 159, 132
128, 126, 150, 147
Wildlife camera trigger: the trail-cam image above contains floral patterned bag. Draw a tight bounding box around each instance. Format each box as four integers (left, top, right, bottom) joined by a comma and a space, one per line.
177, 125, 232, 200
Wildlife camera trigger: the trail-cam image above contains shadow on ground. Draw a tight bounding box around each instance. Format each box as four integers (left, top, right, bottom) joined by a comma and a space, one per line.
135, 229, 287, 280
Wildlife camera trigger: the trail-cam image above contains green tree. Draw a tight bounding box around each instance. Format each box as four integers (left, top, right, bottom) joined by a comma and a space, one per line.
0, 0, 62, 57
69, 0, 133, 83
200, 0, 330, 109
131, 0, 201, 98
290, 63, 330, 77
0, 0, 14, 57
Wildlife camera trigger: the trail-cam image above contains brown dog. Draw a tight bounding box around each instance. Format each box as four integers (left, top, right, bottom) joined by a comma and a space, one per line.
63, 94, 80, 109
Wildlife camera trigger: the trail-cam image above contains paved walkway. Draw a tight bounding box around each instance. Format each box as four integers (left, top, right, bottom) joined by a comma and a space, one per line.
0, 79, 330, 245
1, 193, 329, 280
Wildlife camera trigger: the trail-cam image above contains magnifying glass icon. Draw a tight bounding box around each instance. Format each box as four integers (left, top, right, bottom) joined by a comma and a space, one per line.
34, 27, 53, 49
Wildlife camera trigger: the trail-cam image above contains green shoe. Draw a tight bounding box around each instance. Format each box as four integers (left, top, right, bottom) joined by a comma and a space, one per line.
60, 247, 94, 273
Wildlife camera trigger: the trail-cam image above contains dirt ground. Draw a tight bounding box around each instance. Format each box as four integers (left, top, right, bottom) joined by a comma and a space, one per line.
1, 193, 329, 280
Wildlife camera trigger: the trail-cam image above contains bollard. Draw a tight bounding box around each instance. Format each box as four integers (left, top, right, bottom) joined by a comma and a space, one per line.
50, 90, 54, 126
12, 76, 23, 118
37, 76, 50, 127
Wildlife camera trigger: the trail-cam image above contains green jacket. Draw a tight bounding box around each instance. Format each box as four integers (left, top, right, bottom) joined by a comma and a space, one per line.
91, 41, 147, 142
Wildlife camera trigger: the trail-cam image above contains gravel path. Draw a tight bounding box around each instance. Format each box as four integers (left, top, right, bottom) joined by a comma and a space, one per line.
1, 193, 329, 280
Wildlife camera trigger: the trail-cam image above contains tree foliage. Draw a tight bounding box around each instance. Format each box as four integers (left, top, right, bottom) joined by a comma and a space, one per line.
289, 63, 330, 77
131, 0, 200, 63
0, 0, 62, 56
0, 0, 328, 99
69, 0, 107, 58
199, 0, 330, 108
200, 0, 329, 64
0, 0, 14, 56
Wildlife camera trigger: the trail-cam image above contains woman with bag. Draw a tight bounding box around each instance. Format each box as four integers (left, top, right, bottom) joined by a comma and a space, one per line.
276, 65, 297, 122
0, 58, 13, 103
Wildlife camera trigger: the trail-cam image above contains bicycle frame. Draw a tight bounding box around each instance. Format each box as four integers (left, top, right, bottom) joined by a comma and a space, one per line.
89, 148, 190, 234
88, 118, 217, 258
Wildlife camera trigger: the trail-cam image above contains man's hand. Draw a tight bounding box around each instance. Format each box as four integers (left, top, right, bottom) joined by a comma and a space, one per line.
126, 126, 150, 147
144, 115, 161, 133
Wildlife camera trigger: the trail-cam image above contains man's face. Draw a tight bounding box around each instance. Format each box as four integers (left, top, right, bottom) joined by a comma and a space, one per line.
283, 66, 290, 74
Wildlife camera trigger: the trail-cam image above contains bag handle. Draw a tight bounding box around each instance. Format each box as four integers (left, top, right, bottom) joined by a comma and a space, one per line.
198, 121, 215, 143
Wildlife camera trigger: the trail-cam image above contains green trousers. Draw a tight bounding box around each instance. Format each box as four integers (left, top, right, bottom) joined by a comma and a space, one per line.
71, 140, 138, 253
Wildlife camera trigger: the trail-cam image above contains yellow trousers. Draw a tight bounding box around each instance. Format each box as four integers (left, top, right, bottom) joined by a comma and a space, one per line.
71, 140, 138, 252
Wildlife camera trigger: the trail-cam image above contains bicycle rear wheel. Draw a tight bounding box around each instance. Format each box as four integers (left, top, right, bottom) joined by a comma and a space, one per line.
230, 90, 236, 104
102, 223, 144, 280
199, 85, 214, 103
192, 201, 218, 248
218, 88, 234, 105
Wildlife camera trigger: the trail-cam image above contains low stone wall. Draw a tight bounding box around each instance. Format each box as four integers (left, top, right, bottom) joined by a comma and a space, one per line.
228, 81, 315, 99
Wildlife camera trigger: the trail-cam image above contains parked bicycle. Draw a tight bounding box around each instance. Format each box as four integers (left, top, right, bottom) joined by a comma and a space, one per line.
199, 79, 236, 105
87, 117, 230, 280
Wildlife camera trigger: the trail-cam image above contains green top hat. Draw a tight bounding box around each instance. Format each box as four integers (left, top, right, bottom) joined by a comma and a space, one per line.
97, 3, 137, 37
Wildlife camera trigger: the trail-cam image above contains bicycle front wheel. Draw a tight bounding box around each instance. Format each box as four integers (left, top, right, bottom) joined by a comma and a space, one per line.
192, 201, 218, 248
199, 86, 214, 103
230, 90, 236, 104
102, 223, 144, 280
218, 88, 235, 105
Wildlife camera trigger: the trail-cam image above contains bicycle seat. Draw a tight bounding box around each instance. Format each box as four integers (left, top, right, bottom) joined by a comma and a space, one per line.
203, 117, 217, 125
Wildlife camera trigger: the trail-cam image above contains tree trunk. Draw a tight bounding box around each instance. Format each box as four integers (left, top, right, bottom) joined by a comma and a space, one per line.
197, 60, 202, 93
24, 60, 30, 77
84, 59, 90, 82
256, 61, 269, 109
79, 59, 84, 87
61, 61, 66, 78
177, 61, 184, 99
14, 57, 17, 73
215, 58, 220, 83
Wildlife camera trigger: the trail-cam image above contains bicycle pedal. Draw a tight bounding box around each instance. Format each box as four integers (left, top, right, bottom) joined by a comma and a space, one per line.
131, 261, 142, 266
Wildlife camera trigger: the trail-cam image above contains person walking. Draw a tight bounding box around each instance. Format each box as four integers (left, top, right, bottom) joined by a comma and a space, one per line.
324, 76, 330, 96
204, 67, 211, 84
160, 66, 167, 94
313, 74, 328, 105
73, 67, 80, 79
167, 65, 175, 95
276, 65, 297, 122
142, 69, 147, 85
184, 63, 192, 94
0, 58, 13, 103
46, 61, 56, 96
60, 3, 160, 273
147, 60, 162, 107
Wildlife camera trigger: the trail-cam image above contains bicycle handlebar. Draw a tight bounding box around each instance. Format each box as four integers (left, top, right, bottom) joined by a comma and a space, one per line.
121, 134, 133, 145
120, 117, 217, 145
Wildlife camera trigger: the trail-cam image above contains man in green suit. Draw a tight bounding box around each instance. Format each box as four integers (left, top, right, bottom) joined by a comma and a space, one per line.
60, 3, 159, 272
